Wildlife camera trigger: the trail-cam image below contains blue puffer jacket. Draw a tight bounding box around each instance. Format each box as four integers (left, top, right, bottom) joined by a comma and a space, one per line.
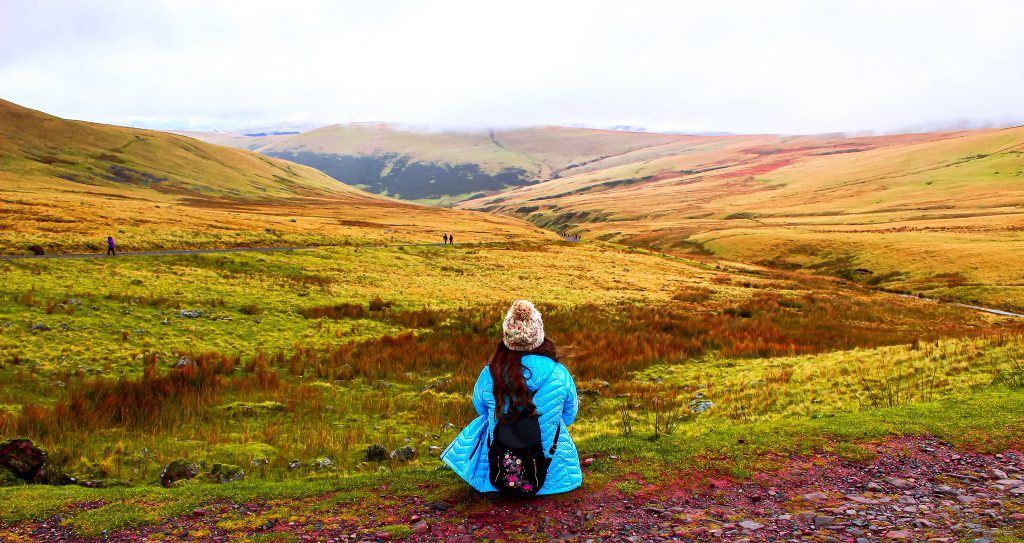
441, 355, 581, 495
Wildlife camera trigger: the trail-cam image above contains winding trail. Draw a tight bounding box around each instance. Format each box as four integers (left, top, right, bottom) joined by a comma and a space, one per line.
888, 292, 1024, 318
0, 246, 320, 260
0, 241, 524, 260
0, 236, 583, 260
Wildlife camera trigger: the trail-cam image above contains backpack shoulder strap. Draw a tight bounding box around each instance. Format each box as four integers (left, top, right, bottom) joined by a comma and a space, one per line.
549, 422, 561, 456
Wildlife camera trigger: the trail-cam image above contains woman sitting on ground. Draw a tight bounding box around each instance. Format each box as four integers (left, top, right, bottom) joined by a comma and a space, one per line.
442, 300, 582, 495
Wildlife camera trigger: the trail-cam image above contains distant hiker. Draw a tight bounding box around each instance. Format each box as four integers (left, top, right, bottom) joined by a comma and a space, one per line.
441, 300, 581, 496
106, 236, 116, 256
448, 233, 454, 245
443, 233, 449, 245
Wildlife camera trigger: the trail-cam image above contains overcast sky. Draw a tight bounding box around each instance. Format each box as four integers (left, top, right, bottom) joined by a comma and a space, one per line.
2, 0, 1023, 134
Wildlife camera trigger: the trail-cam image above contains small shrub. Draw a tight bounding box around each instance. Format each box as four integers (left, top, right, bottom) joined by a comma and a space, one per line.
369, 296, 393, 312
673, 286, 713, 303
300, 303, 366, 320
240, 303, 263, 316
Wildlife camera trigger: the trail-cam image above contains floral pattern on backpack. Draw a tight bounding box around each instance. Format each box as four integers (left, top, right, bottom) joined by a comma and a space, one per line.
499, 450, 535, 493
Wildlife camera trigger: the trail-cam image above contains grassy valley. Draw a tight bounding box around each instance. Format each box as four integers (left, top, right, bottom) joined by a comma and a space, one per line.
0, 99, 550, 255
461, 127, 1024, 311
179, 118, 1024, 312
182, 123, 693, 205
1, 100, 1023, 541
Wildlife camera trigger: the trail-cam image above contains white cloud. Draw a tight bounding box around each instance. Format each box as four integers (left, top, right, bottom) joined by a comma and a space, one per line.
1, 0, 1022, 133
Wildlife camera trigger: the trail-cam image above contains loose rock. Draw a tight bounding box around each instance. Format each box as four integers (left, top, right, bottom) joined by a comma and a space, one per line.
160, 459, 198, 487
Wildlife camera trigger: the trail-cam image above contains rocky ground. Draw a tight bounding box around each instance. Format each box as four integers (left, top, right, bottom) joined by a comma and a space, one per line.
3, 436, 1022, 542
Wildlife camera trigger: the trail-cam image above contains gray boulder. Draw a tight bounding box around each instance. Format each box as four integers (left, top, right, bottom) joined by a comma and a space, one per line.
208, 463, 245, 483
365, 444, 388, 462
390, 446, 417, 462
159, 459, 198, 487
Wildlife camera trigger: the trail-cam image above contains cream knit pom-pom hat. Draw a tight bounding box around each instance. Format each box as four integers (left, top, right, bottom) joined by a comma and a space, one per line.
501, 300, 545, 352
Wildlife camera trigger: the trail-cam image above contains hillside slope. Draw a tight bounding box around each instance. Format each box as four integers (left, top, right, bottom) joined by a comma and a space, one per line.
183, 123, 692, 205
0, 99, 552, 254
460, 127, 1024, 309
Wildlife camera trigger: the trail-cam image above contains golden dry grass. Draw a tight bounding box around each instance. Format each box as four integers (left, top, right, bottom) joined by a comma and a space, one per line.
0, 98, 551, 254
460, 127, 1024, 309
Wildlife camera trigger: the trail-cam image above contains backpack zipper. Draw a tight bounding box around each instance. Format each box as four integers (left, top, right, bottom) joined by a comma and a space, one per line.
532, 458, 539, 489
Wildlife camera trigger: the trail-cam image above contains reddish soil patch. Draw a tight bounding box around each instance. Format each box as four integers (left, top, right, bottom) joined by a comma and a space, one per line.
4, 436, 1023, 542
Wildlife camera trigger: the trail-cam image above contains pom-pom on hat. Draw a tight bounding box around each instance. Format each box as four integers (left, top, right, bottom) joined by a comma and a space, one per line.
502, 300, 545, 352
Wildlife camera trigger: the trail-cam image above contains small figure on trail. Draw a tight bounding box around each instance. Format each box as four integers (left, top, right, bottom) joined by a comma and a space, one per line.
448, 233, 454, 245
441, 300, 581, 496
106, 236, 116, 256
443, 233, 449, 245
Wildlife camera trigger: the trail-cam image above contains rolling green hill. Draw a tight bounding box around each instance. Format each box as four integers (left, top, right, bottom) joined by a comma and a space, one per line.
459, 127, 1024, 310
0, 99, 551, 254
182, 123, 692, 205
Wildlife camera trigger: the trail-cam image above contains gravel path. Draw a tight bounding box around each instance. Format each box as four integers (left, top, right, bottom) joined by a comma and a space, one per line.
5, 436, 1021, 542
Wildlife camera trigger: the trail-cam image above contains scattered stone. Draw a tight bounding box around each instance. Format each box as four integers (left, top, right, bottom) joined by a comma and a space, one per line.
28, 323, 51, 332
312, 457, 334, 469
689, 400, 714, 413
159, 459, 198, 487
885, 476, 915, 490
738, 520, 764, 530
803, 491, 829, 501
28, 245, 44, 256
365, 444, 388, 462
208, 463, 245, 483
176, 309, 206, 319
390, 446, 416, 462
170, 357, 195, 369
885, 529, 915, 539
814, 515, 835, 527
411, 520, 429, 534
0, 439, 47, 479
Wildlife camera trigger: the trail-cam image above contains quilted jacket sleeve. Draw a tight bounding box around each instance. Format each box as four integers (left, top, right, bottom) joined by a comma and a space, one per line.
471, 367, 491, 417
561, 366, 579, 427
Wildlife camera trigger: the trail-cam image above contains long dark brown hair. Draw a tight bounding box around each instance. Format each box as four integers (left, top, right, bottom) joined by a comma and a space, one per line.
489, 338, 558, 423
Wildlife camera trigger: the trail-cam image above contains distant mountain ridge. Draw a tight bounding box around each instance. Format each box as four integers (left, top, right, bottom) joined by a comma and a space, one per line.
177, 123, 695, 205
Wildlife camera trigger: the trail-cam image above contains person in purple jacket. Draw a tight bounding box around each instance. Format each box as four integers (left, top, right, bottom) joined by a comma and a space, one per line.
106, 236, 116, 256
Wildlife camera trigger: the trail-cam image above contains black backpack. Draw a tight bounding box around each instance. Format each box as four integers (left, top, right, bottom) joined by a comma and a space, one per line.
487, 405, 560, 496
